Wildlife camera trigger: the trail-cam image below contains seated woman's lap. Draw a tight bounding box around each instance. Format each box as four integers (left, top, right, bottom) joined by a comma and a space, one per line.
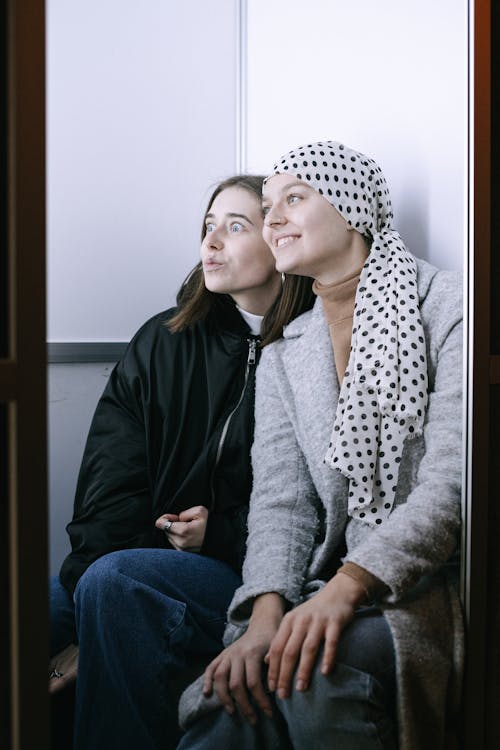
273, 606, 397, 748
74, 548, 242, 652
335, 605, 396, 703
51, 549, 242, 655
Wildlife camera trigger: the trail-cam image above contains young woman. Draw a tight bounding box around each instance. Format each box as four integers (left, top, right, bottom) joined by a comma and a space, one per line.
49, 174, 314, 750
178, 143, 464, 750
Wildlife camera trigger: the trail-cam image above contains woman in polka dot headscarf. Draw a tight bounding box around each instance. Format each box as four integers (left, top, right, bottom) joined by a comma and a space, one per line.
178, 143, 463, 750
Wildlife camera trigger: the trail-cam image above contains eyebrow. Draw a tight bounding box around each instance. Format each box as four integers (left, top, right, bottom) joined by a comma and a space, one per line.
205, 212, 254, 225
262, 180, 313, 201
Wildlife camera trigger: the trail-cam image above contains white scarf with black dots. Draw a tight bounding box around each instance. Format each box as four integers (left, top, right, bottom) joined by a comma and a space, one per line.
268, 141, 428, 527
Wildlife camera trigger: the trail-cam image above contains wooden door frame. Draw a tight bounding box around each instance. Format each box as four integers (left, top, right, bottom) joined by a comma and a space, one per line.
0, 2, 49, 748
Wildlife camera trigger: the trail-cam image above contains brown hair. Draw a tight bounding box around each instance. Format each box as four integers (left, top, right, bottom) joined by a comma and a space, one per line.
167, 175, 314, 346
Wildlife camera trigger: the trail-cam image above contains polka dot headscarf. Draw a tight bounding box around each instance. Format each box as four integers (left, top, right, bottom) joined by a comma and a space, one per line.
268, 141, 428, 527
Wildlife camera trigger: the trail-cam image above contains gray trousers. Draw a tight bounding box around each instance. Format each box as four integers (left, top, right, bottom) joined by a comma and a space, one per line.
177, 607, 397, 750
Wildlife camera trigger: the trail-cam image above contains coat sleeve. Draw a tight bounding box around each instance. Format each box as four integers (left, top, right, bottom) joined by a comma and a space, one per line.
343, 271, 463, 602
59, 349, 156, 595
228, 344, 319, 627
201, 505, 248, 574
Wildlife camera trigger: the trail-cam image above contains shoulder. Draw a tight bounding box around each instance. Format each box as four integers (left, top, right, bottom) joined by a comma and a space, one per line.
117, 306, 210, 379
415, 256, 463, 336
416, 257, 462, 308
122, 307, 178, 356
282, 298, 322, 339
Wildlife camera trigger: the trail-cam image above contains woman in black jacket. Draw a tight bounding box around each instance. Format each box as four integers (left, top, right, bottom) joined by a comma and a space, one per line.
49, 175, 314, 750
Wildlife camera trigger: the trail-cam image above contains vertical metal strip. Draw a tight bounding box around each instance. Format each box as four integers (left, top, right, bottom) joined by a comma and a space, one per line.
462, 0, 473, 622
236, 0, 247, 173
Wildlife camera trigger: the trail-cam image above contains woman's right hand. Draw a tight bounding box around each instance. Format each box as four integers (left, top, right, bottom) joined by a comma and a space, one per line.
202, 593, 285, 724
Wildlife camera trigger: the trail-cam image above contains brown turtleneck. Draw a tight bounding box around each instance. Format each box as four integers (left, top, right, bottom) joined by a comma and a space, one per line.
313, 265, 389, 601
312, 266, 361, 385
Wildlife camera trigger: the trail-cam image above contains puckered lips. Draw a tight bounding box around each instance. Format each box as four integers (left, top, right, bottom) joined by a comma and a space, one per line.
203, 257, 225, 271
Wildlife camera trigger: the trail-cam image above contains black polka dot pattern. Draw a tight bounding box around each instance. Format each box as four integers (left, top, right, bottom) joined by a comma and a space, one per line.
270, 141, 429, 527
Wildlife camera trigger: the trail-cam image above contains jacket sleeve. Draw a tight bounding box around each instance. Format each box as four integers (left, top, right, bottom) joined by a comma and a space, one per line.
228, 344, 319, 627
59, 352, 155, 595
343, 271, 463, 602
201, 504, 249, 574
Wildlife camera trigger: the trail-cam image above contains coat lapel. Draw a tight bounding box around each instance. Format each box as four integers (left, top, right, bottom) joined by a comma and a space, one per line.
281, 300, 339, 470
279, 298, 349, 540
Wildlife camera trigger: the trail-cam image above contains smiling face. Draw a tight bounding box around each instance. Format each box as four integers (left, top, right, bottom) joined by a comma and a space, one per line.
262, 173, 369, 284
201, 186, 281, 314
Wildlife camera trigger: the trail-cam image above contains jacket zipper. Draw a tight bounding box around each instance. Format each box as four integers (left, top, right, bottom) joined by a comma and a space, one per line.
210, 338, 258, 508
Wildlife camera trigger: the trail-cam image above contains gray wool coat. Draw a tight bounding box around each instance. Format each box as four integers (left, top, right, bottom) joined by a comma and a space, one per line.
179, 257, 464, 750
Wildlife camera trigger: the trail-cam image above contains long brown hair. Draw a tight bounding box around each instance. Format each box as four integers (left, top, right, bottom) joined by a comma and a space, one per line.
167, 175, 314, 346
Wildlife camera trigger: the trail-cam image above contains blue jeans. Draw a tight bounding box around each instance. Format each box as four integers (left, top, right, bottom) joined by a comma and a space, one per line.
177, 607, 397, 750
50, 549, 241, 750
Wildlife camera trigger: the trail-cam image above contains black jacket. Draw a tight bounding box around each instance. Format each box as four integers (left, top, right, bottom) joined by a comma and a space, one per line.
60, 297, 261, 595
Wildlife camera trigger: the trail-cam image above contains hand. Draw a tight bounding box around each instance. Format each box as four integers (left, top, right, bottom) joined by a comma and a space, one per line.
155, 505, 209, 552
49, 643, 79, 695
265, 573, 366, 699
202, 593, 285, 724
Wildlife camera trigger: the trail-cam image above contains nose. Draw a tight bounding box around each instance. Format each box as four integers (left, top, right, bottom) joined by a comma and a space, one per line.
264, 205, 285, 227
205, 229, 223, 250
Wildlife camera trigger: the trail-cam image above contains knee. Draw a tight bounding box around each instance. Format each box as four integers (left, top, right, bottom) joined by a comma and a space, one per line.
278, 662, 389, 743
74, 550, 135, 609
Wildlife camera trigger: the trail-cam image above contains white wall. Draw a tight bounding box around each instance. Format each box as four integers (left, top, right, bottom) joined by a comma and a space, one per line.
245, 0, 467, 272
47, 0, 238, 342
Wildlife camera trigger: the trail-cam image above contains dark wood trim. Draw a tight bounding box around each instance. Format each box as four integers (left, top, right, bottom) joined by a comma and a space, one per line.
4, 2, 49, 749
0, 361, 17, 399
489, 355, 500, 383
463, 0, 491, 747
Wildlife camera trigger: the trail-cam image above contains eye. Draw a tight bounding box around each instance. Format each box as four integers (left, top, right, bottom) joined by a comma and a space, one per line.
262, 205, 271, 216
287, 194, 300, 205
229, 221, 244, 233
205, 222, 216, 233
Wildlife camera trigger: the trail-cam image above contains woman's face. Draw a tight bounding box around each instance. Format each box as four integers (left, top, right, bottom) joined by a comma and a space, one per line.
201, 186, 281, 314
262, 173, 368, 283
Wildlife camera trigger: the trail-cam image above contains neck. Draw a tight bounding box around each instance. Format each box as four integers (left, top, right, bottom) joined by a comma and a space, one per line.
230, 274, 282, 315
315, 236, 369, 286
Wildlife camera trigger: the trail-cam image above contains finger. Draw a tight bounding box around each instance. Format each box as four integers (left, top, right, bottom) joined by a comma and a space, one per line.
170, 521, 206, 550
212, 660, 237, 716
154, 513, 179, 530
228, 661, 257, 725
266, 618, 293, 692
166, 521, 188, 539
203, 657, 220, 696
49, 670, 75, 695
321, 622, 341, 675
294, 625, 324, 692
245, 656, 273, 719
275, 629, 308, 699
179, 505, 208, 522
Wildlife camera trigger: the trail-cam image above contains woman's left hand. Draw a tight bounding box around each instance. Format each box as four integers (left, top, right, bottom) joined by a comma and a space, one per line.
265, 572, 366, 698
155, 505, 209, 552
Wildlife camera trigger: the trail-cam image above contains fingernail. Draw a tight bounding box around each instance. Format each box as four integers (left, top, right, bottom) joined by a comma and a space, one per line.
268, 680, 276, 692
224, 706, 234, 716
296, 680, 305, 692
277, 688, 287, 699
263, 708, 273, 719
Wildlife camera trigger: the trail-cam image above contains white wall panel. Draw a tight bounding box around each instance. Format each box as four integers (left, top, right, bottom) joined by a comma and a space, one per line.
245, 0, 467, 271
47, 0, 238, 341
